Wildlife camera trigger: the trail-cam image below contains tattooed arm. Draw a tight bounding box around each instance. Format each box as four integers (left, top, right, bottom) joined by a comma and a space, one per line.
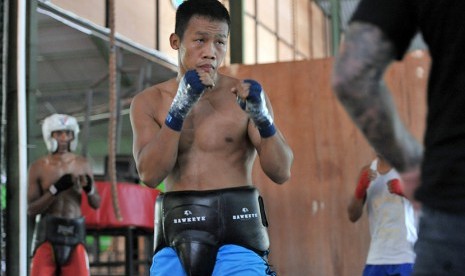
332, 22, 423, 173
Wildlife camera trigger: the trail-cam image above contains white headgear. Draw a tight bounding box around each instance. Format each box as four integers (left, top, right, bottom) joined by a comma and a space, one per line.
42, 114, 80, 152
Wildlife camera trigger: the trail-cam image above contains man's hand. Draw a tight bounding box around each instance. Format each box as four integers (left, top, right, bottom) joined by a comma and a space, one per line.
387, 179, 404, 196
232, 79, 276, 138
197, 70, 215, 88
400, 167, 422, 210
49, 174, 74, 195
81, 174, 95, 195
367, 169, 377, 181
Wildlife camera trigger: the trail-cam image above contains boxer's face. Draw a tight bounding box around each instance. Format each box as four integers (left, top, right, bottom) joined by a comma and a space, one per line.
52, 130, 74, 152
172, 15, 229, 77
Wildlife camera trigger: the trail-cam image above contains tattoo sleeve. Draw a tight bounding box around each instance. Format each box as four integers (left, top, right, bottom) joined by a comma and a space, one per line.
332, 22, 423, 172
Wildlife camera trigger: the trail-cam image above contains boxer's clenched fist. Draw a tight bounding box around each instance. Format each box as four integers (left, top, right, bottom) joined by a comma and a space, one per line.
232, 79, 276, 138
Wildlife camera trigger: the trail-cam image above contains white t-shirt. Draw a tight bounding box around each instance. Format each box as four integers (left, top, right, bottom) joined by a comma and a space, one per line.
365, 159, 417, 264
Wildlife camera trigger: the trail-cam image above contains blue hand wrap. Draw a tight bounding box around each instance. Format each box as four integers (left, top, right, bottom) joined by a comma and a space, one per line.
165, 70, 205, 131
238, 80, 276, 138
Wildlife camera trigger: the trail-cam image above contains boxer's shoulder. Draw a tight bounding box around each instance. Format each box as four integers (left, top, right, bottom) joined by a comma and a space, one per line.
137, 78, 178, 99
132, 80, 177, 116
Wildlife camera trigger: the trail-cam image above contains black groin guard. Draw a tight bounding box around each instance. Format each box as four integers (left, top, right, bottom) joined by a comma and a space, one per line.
154, 186, 270, 276
31, 215, 86, 266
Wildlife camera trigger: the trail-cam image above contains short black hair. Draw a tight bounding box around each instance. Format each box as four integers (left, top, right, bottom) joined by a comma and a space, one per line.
175, 0, 231, 39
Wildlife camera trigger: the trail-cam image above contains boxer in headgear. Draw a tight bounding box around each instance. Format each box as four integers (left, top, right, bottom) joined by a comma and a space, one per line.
130, 0, 294, 275
28, 113, 101, 276
42, 113, 80, 153
348, 154, 417, 276
333, 0, 465, 274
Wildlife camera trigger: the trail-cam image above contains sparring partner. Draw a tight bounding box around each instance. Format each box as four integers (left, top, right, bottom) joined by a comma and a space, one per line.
28, 114, 101, 276
332, 0, 465, 274
130, 0, 293, 275
348, 155, 417, 276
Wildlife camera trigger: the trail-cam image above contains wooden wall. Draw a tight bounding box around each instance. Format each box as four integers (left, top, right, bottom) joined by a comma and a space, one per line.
220, 51, 429, 275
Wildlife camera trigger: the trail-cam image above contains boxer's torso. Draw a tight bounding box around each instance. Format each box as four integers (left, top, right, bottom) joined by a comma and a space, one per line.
34, 153, 87, 218
144, 73, 259, 192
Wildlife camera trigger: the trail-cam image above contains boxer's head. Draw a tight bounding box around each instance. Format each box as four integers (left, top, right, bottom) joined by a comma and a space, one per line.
174, 0, 231, 40
42, 114, 80, 153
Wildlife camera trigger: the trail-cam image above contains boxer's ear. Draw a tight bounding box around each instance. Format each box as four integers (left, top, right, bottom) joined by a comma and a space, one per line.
170, 33, 180, 50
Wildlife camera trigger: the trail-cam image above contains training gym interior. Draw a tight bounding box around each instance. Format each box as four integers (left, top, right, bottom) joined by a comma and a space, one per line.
1, 0, 429, 275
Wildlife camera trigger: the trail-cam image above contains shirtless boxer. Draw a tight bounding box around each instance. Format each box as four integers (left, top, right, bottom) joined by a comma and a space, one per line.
130, 1, 293, 275
28, 114, 101, 276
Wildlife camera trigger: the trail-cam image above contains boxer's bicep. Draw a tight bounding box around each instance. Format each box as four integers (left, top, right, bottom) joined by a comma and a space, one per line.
130, 94, 161, 160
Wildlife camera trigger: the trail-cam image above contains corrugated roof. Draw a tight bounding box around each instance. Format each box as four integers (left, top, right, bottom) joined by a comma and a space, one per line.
36, 2, 177, 123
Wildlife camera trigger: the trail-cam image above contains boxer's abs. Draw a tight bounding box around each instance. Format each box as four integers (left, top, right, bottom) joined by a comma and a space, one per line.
47, 191, 83, 219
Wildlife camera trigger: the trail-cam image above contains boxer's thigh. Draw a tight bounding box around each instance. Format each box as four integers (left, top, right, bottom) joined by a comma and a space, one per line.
150, 247, 186, 276
213, 245, 275, 276
30, 242, 57, 276
150, 245, 275, 276
60, 244, 90, 276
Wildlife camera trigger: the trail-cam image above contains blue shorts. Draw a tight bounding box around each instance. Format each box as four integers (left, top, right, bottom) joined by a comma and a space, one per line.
413, 207, 465, 275
363, 264, 413, 276
150, 244, 275, 276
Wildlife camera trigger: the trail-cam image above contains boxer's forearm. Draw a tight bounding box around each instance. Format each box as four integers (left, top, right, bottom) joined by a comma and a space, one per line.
347, 195, 364, 223
137, 71, 207, 187
237, 80, 293, 183
165, 70, 206, 131
257, 130, 293, 184
131, 74, 202, 188
332, 22, 423, 172
81, 173, 102, 209
27, 194, 56, 217
87, 192, 102, 209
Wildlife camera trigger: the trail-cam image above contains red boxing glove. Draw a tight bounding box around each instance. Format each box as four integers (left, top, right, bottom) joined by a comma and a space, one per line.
387, 179, 404, 196
355, 169, 371, 199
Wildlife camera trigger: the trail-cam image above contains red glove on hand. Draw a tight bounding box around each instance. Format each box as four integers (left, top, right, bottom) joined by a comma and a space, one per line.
387, 179, 404, 196
355, 169, 371, 199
